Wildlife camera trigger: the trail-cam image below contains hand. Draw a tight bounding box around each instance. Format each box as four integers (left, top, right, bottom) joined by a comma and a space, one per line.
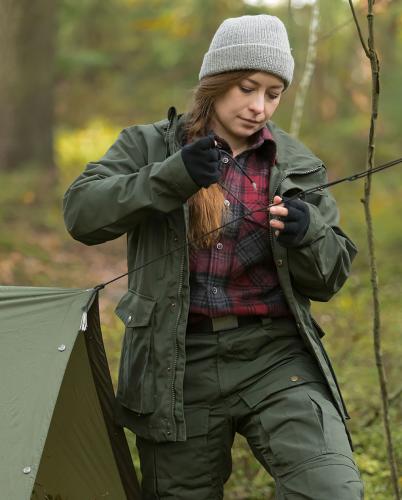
181, 136, 221, 188
269, 195, 310, 247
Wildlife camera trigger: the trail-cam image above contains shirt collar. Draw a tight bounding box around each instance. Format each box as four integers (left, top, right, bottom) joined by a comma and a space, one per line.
213, 125, 277, 165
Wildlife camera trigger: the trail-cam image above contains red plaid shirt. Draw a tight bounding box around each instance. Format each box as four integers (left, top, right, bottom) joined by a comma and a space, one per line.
189, 126, 291, 320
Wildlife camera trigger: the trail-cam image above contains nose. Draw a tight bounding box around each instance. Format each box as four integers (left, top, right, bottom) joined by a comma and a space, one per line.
249, 92, 265, 115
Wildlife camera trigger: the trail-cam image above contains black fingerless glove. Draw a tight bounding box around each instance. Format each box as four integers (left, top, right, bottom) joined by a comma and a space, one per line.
181, 136, 221, 188
276, 197, 310, 248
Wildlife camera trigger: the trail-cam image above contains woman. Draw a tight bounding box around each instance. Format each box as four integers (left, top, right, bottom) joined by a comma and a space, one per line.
64, 14, 364, 500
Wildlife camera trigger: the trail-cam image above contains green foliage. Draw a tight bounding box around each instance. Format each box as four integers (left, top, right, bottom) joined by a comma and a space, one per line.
56, 119, 121, 188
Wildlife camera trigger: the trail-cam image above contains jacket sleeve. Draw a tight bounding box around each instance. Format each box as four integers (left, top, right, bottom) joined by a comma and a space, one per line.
284, 171, 358, 302
63, 126, 199, 245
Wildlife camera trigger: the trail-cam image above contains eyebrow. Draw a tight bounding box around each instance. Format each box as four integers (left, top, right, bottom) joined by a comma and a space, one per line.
245, 77, 284, 90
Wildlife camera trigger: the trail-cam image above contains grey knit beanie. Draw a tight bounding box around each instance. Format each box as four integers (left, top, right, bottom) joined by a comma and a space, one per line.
199, 15, 294, 88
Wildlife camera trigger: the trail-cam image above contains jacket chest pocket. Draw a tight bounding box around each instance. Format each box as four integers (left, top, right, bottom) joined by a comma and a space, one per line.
115, 289, 156, 414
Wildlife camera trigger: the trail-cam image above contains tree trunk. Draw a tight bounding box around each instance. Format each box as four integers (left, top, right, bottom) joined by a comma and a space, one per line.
0, 0, 56, 170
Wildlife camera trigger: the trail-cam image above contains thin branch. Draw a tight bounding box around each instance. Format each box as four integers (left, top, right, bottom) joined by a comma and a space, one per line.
349, 0, 401, 498
363, 386, 402, 427
318, 0, 397, 43
348, 0, 370, 56
290, 0, 320, 138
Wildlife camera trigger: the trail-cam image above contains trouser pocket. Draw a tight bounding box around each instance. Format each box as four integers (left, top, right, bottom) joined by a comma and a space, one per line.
255, 382, 355, 473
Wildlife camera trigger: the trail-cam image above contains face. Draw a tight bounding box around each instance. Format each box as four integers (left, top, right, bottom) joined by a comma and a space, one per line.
211, 72, 284, 150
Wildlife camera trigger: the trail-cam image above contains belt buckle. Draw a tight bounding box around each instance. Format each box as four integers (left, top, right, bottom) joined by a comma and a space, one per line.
211, 315, 239, 332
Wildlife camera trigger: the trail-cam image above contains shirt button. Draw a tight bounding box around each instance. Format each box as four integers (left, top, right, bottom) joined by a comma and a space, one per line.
211, 287, 218, 295
223, 199, 230, 207
216, 243, 223, 250
222, 157, 230, 164
290, 375, 300, 382
277, 259, 283, 267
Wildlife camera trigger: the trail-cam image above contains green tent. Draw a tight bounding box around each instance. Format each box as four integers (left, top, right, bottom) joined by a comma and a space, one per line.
0, 286, 140, 500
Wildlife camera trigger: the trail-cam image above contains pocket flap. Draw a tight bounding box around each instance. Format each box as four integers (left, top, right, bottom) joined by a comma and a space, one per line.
239, 360, 325, 409
115, 289, 156, 327
183, 407, 209, 438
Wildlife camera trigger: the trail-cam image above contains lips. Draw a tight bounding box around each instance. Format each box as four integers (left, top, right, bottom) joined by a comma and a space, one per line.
240, 117, 261, 125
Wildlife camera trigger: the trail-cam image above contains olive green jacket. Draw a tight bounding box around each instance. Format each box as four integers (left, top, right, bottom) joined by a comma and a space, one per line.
63, 108, 357, 443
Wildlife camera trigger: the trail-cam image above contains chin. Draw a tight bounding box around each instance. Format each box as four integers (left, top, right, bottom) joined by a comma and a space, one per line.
233, 126, 255, 136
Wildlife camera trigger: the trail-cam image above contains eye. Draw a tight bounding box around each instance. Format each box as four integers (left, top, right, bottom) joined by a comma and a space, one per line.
266, 93, 281, 100
240, 86, 254, 94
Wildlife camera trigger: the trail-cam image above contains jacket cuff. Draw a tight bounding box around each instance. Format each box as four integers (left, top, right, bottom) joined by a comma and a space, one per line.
164, 150, 200, 200
294, 202, 326, 247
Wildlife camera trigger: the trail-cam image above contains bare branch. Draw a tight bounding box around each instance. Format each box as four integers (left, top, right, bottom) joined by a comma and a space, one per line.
363, 386, 402, 427
348, 0, 370, 57
349, 0, 401, 498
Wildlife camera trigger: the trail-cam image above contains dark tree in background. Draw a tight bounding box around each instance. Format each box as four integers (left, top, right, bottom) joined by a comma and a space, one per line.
0, 0, 56, 170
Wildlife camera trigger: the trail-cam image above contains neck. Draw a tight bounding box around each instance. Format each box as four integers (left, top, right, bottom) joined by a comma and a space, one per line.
209, 124, 249, 157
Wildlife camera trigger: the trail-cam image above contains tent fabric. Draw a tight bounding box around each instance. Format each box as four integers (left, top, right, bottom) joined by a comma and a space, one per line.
0, 286, 140, 500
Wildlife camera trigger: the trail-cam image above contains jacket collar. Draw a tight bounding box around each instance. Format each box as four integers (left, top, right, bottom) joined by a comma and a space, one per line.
157, 109, 323, 176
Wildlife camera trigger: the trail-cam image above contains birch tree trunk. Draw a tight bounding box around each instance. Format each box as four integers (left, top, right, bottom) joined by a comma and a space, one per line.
289, 0, 319, 138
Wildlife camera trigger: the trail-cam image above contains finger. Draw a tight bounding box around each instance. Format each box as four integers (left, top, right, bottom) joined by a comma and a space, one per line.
197, 136, 216, 150
270, 219, 285, 230
284, 204, 303, 221
280, 221, 300, 235
269, 205, 288, 217
273, 195, 284, 207
208, 148, 220, 162
283, 198, 308, 215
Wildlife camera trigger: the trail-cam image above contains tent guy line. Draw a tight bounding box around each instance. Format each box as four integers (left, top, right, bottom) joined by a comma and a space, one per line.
88, 154, 402, 294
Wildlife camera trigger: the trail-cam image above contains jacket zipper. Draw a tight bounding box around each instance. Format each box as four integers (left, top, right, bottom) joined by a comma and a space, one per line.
169, 244, 185, 438
269, 164, 350, 419
165, 107, 185, 439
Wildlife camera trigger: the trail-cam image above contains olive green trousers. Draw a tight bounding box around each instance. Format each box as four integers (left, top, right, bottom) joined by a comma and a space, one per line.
136, 318, 364, 499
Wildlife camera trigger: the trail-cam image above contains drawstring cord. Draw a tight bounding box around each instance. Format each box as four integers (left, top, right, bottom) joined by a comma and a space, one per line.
92, 154, 402, 291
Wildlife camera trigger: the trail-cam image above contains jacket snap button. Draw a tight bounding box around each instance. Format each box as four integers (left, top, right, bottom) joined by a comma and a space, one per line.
290, 376, 300, 382
277, 259, 283, 267
222, 157, 229, 164
127, 315, 132, 323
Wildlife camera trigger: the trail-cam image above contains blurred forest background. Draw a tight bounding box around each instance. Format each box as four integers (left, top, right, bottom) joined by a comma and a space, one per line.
1, 0, 401, 498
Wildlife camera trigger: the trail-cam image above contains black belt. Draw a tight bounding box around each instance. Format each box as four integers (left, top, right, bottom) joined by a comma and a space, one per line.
186, 314, 264, 334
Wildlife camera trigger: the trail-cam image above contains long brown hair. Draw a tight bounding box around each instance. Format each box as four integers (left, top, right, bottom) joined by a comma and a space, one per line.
186, 70, 256, 248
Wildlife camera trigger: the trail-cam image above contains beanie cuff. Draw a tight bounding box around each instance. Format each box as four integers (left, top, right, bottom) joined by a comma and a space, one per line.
199, 43, 294, 88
